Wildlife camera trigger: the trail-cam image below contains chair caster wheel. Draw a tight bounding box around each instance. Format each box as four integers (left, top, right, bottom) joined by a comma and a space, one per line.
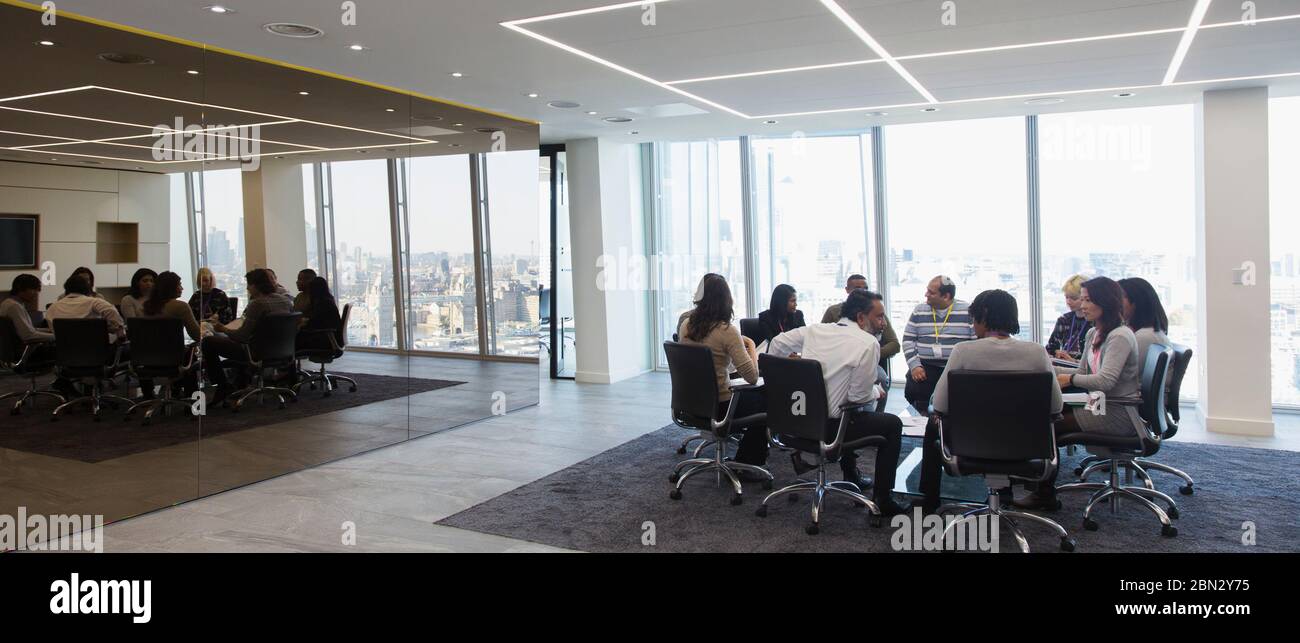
869, 515, 882, 528
323, 391, 332, 398
1166, 506, 1180, 520
1179, 485, 1193, 496
755, 505, 768, 518
1161, 524, 1178, 538
348, 386, 357, 393
1073, 466, 1083, 477
668, 473, 680, 483
1060, 537, 1076, 552
805, 523, 820, 536
730, 494, 743, 506
669, 489, 682, 500
1083, 517, 1099, 531
676, 447, 687, 454
761, 479, 773, 490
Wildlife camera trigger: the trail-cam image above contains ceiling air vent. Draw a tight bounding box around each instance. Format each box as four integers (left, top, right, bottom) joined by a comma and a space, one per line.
98, 52, 155, 65
264, 23, 325, 38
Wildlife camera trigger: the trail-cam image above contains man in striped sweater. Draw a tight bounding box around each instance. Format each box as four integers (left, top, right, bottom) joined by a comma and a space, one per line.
901, 275, 975, 414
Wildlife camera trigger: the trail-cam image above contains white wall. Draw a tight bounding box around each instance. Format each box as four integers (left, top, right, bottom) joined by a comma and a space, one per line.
0, 161, 169, 308
566, 138, 652, 383
1196, 88, 1275, 436
240, 161, 308, 283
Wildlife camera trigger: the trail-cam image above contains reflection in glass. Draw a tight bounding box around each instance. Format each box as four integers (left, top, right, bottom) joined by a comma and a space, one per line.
484, 150, 542, 357
328, 159, 399, 349
405, 155, 479, 354
1269, 97, 1300, 406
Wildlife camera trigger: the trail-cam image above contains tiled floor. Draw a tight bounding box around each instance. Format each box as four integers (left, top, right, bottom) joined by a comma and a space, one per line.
65, 369, 1300, 552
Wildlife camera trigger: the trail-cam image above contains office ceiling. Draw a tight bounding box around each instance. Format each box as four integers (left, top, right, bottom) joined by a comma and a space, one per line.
13, 0, 1300, 146
0, 1, 538, 173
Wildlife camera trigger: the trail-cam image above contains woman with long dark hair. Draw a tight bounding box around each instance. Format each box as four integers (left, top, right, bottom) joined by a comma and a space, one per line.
1016, 276, 1145, 509
756, 283, 804, 345
120, 268, 157, 319
1119, 277, 1170, 363
676, 273, 723, 338
297, 277, 342, 351
142, 271, 202, 341
678, 276, 769, 468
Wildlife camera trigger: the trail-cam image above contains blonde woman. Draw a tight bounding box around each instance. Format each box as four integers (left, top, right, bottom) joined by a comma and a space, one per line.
188, 267, 233, 324
1045, 274, 1093, 361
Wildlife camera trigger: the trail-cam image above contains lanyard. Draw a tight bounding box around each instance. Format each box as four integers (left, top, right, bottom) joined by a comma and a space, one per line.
932, 304, 953, 340
1064, 315, 1085, 351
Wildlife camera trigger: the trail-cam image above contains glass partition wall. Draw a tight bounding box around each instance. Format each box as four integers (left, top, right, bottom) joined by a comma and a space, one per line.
0, 6, 539, 549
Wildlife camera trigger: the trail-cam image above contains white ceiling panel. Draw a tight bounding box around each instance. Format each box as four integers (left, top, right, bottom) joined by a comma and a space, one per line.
1202, 0, 1300, 24
521, 0, 873, 81
682, 61, 924, 116
840, 0, 1196, 56
1178, 19, 1300, 81
910, 32, 1182, 102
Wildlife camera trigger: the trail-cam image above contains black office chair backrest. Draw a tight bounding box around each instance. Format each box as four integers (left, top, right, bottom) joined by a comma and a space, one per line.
663, 341, 720, 425
126, 317, 187, 373
249, 312, 302, 363
52, 318, 114, 370
337, 303, 352, 350
943, 371, 1056, 462
759, 353, 829, 443
228, 297, 240, 320
0, 317, 21, 365
1138, 344, 1172, 441
738, 318, 763, 346
1163, 343, 1193, 436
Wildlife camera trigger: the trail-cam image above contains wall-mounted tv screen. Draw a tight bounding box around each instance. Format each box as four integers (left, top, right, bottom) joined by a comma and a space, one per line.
0, 214, 39, 270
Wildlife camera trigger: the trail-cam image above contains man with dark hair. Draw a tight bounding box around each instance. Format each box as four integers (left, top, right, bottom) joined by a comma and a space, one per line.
911, 289, 1062, 513
821, 273, 900, 382
901, 275, 974, 414
1, 274, 53, 344
293, 268, 317, 313
46, 274, 125, 341
203, 269, 294, 402
768, 289, 909, 516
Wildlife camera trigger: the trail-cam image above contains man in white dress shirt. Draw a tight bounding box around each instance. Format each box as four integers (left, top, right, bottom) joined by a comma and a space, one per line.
768, 289, 908, 516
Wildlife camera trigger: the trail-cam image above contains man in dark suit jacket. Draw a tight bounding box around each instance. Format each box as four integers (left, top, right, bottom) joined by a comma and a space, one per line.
203, 269, 293, 402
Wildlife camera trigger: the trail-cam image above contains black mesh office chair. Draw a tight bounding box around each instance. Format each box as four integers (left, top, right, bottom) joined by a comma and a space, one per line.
294, 303, 357, 398
754, 353, 882, 534
125, 317, 197, 425
0, 318, 64, 415
663, 341, 772, 505
227, 312, 301, 411
227, 297, 239, 321
50, 318, 131, 421
1056, 344, 1179, 537
934, 371, 1075, 552
738, 318, 763, 346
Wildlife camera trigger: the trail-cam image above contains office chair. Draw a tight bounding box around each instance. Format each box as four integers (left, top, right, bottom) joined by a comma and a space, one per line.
227, 297, 239, 321
0, 318, 64, 415
753, 353, 883, 534
663, 341, 773, 505
227, 312, 301, 411
125, 318, 197, 425
1056, 345, 1179, 537
1074, 344, 1195, 496
738, 317, 763, 346
50, 318, 131, 421
293, 303, 357, 398
933, 371, 1076, 552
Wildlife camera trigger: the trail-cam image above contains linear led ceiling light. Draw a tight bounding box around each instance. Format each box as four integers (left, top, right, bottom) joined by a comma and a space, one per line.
1164, 0, 1215, 85
818, 0, 937, 103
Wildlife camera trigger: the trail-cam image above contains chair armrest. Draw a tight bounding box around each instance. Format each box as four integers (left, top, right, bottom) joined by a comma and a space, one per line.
728, 381, 763, 393
838, 401, 875, 417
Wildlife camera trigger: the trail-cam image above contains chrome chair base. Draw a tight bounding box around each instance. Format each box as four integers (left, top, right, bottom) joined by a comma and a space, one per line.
1, 384, 65, 415
292, 362, 357, 398
230, 384, 298, 411
669, 438, 773, 505
754, 459, 880, 535
1058, 458, 1179, 537
51, 390, 133, 422
127, 389, 195, 425
939, 490, 1075, 553
1076, 454, 1194, 495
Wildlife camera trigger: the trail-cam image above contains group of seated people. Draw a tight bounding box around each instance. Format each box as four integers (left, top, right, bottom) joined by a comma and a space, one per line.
1, 263, 345, 412
674, 270, 1173, 517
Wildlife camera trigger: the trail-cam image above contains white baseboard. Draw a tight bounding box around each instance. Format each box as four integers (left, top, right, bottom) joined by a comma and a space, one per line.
574, 367, 652, 385
1203, 414, 1275, 437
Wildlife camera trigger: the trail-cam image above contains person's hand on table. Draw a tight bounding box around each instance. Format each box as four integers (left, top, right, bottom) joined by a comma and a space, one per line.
1054, 350, 1076, 361
910, 365, 927, 382
213, 322, 228, 334
1057, 374, 1073, 389
787, 352, 801, 359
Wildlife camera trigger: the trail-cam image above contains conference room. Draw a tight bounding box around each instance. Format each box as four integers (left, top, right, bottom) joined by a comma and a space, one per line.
1, 0, 1298, 561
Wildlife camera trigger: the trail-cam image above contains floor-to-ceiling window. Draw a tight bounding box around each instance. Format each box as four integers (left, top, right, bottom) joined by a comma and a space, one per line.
302, 164, 320, 275
884, 117, 1031, 377
1270, 96, 1300, 406
1039, 105, 1199, 397
328, 158, 399, 349
751, 134, 874, 322
652, 139, 746, 366
484, 150, 542, 357
405, 154, 479, 354
199, 168, 247, 300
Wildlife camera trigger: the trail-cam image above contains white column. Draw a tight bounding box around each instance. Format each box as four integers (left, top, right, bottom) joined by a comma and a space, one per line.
1195, 87, 1273, 436
240, 161, 308, 283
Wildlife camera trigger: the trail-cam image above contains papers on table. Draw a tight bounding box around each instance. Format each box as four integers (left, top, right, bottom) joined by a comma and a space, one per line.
896, 407, 929, 437
1062, 392, 1090, 405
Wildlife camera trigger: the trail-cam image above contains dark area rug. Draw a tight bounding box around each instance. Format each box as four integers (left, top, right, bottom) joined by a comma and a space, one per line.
438, 424, 1300, 553
0, 372, 461, 463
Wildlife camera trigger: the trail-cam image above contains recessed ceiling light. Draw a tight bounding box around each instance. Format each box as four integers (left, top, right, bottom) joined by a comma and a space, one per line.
298, 91, 310, 96
602, 116, 632, 123
450, 72, 464, 78
586, 111, 598, 115
449, 143, 463, 148
385, 108, 395, 112
98, 52, 156, 65
187, 70, 200, 75
348, 44, 369, 51
204, 5, 234, 14
764, 120, 778, 124
263, 23, 324, 38
1024, 97, 1065, 105
629, 131, 640, 135
474, 127, 502, 134
357, 150, 369, 154
922, 107, 939, 112
274, 156, 284, 159
526, 93, 540, 98
452, 123, 463, 127
37, 40, 56, 46
1115, 92, 1136, 98
547, 100, 581, 109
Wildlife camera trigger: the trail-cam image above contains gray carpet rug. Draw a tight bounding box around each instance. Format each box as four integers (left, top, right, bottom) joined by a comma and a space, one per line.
438, 425, 1300, 553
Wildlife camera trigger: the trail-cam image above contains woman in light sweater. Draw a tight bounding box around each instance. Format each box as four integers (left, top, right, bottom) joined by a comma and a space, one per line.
119, 268, 157, 319
677, 275, 768, 468
1119, 277, 1170, 364
1017, 276, 1144, 509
